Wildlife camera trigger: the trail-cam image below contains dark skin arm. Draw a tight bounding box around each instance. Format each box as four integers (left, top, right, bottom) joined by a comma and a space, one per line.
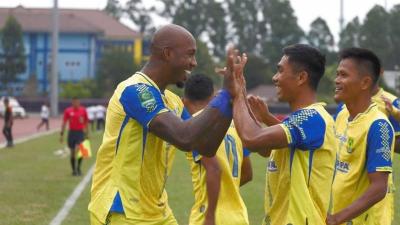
240, 155, 253, 186
326, 172, 389, 225
201, 157, 221, 225
149, 106, 230, 157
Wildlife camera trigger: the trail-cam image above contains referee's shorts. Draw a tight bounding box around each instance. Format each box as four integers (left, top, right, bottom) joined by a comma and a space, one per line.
67, 130, 84, 151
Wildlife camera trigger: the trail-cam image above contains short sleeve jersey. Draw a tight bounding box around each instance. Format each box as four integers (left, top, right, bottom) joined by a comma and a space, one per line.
186, 120, 250, 225
264, 103, 337, 225
333, 103, 394, 224
88, 72, 186, 223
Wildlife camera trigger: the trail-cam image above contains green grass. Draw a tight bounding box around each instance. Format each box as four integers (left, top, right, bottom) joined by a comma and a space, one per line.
0, 133, 399, 225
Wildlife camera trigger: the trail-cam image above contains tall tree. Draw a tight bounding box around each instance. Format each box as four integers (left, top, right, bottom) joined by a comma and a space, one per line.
338, 17, 361, 50
389, 4, 400, 69
0, 15, 26, 93
158, 0, 227, 58
96, 48, 139, 97
360, 5, 392, 68
104, 0, 123, 20
226, 0, 265, 53
125, 0, 156, 36
307, 17, 336, 64
261, 0, 304, 65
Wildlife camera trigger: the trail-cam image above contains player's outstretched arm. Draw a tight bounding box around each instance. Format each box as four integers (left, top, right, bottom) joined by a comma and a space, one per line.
326, 172, 389, 225
149, 102, 231, 157
240, 154, 252, 186
201, 156, 221, 225
248, 95, 281, 126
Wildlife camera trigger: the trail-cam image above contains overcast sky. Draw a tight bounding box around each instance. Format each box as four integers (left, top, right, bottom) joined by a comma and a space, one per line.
1, 0, 399, 42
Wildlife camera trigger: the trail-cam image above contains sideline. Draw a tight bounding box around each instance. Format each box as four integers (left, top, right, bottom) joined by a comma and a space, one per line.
49, 164, 95, 225
0, 129, 60, 149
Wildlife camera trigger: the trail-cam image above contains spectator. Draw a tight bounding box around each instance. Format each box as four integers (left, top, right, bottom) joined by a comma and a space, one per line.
2, 97, 13, 147
37, 102, 49, 131
95, 104, 106, 130
60, 97, 88, 176
87, 106, 96, 132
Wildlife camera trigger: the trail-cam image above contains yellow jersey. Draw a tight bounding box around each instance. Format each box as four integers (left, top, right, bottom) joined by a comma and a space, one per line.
263, 103, 337, 225
88, 72, 187, 223
333, 103, 394, 225
186, 122, 250, 225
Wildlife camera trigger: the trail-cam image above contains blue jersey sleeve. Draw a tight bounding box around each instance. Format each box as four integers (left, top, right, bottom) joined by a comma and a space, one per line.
119, 83, 168, 128
389, 99, 400, 135
282, 109, 325, 151
243, 148, 251, 157
333, 102, 344, 121
181, 107, 192, 120
366, 119, 393, 173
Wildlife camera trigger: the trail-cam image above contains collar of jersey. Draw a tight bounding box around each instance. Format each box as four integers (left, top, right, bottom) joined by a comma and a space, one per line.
347, 102, 377, 123
135, 71, 164, 94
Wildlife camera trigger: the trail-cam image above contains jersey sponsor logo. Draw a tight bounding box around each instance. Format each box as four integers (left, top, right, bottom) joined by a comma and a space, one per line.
336, 160, 350, 173
137, 84, 157, 112
267, 160, 278, 172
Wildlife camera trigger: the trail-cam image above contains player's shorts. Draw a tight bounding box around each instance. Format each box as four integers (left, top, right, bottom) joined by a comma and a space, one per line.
67, 130, 84, 151
90, 212, 178, 225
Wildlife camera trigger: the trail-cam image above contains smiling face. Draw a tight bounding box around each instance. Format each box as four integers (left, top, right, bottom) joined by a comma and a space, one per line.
167, 35, 197, 88
334, 58, 371, 104
272, 55, 300, 102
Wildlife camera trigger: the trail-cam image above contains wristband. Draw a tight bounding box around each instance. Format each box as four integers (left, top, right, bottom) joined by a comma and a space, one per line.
209, 89, 232, 118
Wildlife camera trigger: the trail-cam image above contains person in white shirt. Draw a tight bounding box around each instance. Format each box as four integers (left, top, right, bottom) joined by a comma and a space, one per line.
37, 102, 49, 131
87, 106, 96, 132
95, 104, 106, 130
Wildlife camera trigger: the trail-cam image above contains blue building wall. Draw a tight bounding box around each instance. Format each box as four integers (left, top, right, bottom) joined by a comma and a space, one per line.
1, 32, 145, 96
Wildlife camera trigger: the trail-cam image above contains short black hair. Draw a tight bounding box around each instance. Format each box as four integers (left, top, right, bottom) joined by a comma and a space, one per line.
184, 74, 214, 101
339, 47, 381, 84
283, 44, 326, 90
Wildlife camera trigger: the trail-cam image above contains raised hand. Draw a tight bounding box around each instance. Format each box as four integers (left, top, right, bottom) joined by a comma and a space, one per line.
248, 95, 270, 123
222, 46, 248, 98
381, 95, 393, 113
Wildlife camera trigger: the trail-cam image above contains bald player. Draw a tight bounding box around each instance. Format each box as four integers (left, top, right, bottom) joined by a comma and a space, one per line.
88, 24, 235, 225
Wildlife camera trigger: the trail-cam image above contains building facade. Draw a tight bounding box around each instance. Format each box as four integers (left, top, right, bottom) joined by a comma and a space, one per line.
0, 6, 148, 95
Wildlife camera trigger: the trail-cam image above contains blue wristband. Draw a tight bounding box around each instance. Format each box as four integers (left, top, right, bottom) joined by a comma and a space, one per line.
209, 89, 232, 118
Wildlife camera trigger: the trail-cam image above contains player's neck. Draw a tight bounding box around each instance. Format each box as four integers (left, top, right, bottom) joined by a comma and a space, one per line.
185, 102, 207, 115
345, 95, 372, 121
288, 89, 317, 112
141, 60, 170, 91
371, 85, 380, 96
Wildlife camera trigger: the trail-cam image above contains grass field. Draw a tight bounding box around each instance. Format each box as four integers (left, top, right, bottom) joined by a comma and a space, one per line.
0, 132, 399, 225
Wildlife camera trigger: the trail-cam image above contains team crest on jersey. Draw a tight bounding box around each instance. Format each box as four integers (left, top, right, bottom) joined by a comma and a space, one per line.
346, 138, 354, 153
137, 84, 157, 112
267, 160, 278, 172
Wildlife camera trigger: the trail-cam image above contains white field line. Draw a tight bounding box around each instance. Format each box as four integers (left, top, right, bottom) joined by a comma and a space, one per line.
49, 164, 94, 225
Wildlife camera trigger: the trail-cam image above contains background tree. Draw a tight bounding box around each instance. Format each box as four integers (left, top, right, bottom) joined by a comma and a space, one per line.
104, 0, 123, 20
360, 5, 392, 68
389, 4, 400, 69
339, 17, 361, 50
0, 15, 26, 94
96, 48, 139, 97
243, 54, 271, 89
125, 0, 156, 35
307, 17, 336, 65
261, 0, 304, 65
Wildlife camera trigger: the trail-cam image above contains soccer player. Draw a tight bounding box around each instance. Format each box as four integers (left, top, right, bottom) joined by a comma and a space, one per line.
89, 24, 235, 225
183, 74, 252, 225
327, 48, 394, 225
60, 97, 88, 176
229, 44, 337, 225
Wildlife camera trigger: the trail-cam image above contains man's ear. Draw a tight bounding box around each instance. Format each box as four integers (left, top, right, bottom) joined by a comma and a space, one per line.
297, 70, 308, 86
360, 75, 373, 91
162, 47, 172, 61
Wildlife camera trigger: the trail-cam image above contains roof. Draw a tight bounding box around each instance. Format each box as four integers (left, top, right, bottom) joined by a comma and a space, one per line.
248, 84, 278, 103
0, 6, 140, 39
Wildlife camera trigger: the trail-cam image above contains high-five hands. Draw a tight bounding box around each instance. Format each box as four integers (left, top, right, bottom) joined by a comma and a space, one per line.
220, 46, 248, 98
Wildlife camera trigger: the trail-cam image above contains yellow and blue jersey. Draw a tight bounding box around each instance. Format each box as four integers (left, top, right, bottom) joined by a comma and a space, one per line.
333, 103, 394, 225
88, 72, 188, 223
263, 103, 337, 225
186, 121, 250, 225
372, 88, 400, 136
